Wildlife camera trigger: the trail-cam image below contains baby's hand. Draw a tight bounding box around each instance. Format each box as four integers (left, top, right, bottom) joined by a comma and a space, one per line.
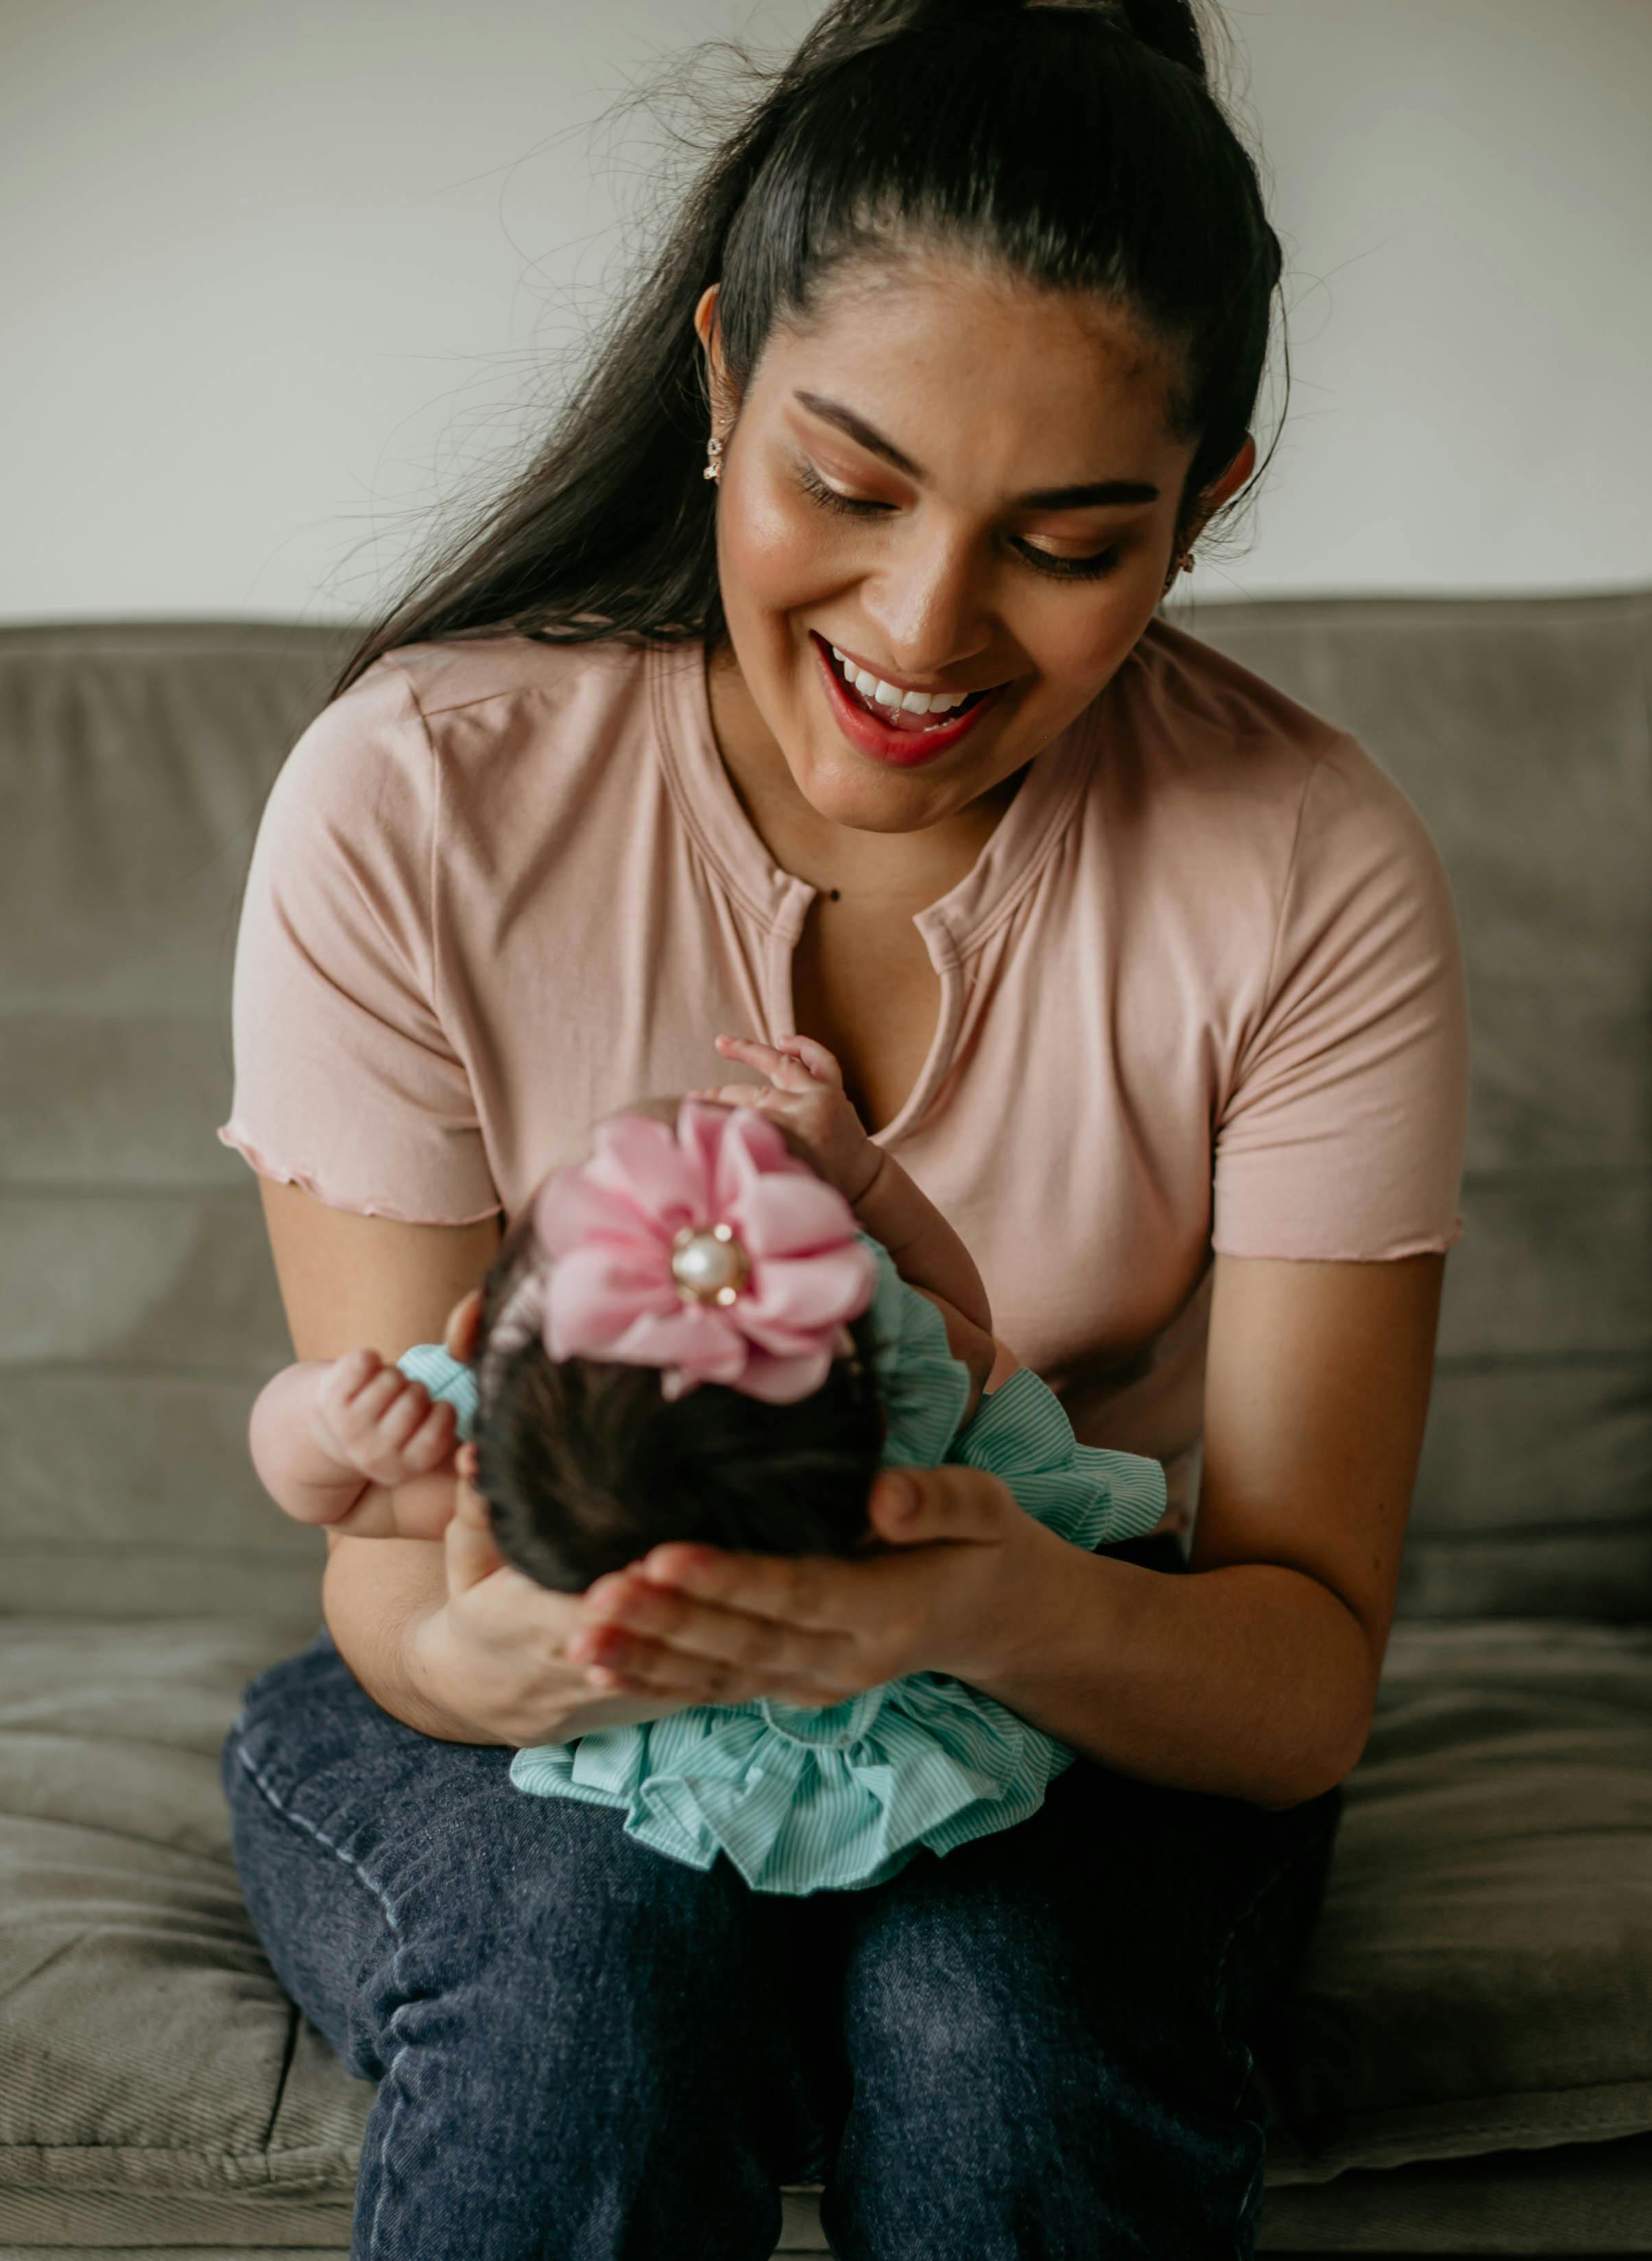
687, 1033, 880, 1205
309, 1349, 459, 1489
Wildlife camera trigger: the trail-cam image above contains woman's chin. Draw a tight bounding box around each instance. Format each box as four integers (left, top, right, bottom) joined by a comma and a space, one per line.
791, 746, 961, 830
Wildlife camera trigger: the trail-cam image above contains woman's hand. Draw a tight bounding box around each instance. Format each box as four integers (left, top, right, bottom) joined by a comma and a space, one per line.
564, 1463, 1047, 1706
687, 1031, 882, 1206
408, 1444, 700, 1746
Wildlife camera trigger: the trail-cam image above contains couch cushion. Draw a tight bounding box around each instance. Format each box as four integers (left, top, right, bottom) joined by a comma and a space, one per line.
1, 1614, 1649, 2253
1269, 1616, 1652, 2179
0, 1616, 365, 2230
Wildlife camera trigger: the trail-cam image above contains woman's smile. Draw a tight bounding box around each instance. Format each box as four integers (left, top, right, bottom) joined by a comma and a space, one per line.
809, 629, 1011, 768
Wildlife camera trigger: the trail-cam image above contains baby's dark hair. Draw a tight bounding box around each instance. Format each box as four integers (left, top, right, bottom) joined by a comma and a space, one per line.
467, 1099, 917, 1592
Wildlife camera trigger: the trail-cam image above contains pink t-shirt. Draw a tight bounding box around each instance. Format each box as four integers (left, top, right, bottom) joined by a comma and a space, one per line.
219, 620, 1469, 1549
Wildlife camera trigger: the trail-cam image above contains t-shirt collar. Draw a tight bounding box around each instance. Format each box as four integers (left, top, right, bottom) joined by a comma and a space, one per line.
649, 640, 1100, 961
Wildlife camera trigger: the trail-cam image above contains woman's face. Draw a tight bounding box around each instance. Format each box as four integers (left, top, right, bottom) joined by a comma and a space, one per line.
697, 253, 1252, 835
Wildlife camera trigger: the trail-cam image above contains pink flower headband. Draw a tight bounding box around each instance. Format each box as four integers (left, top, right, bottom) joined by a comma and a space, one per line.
490, 1099, 878, 1404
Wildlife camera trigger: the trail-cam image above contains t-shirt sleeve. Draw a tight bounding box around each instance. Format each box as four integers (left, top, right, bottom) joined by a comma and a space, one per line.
1211, 739, 1470, 1262
216, 656, 502, 1225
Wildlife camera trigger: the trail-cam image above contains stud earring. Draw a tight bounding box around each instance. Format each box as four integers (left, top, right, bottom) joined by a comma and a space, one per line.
703, 431, 725, 484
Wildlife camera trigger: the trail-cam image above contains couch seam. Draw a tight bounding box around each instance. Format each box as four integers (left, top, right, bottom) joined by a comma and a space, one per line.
261, 2000, 301, 2157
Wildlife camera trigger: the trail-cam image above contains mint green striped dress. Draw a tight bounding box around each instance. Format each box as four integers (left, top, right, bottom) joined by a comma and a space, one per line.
396, 1230, 1166, 1897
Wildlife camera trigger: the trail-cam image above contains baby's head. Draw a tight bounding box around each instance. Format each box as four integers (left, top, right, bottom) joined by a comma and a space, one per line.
445, 1096, 907, 1593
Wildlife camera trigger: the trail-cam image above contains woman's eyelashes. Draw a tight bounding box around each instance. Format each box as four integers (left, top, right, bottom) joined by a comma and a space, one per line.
791, 458, 1124, 583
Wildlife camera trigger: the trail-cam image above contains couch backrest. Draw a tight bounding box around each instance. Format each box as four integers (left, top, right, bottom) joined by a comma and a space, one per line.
1195, 594, 1650, 1621
1, 598, 1647, 1627
0, 624, 352, 1626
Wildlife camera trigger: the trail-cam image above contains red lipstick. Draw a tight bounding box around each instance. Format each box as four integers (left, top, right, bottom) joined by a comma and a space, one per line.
809, 632, 1006, 768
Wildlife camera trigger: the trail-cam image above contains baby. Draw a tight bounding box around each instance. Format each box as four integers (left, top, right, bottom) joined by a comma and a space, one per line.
249, 1031, 1168, 1894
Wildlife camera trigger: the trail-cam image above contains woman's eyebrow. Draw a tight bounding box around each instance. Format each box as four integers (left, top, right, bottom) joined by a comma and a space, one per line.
791, 390, 1160, 509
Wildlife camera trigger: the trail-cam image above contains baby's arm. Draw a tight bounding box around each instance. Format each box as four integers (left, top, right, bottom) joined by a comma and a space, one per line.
248, 1350, 462, 1540
693, 1033, 1023, 1414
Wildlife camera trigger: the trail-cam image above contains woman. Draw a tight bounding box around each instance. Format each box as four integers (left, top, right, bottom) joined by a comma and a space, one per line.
218, 1, 1468, 2254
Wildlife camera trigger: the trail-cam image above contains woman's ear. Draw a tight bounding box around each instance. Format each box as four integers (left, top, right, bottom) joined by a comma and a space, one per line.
443, 1287, 485, 1363
692, 281, 740, 429
1193, 432, 1258, 534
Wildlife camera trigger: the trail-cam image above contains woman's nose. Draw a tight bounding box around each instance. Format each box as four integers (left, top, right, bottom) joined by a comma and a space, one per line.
858, 523, 994, 682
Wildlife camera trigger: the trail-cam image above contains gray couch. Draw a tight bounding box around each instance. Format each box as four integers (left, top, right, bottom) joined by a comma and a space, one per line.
1, 593, 1648, 2258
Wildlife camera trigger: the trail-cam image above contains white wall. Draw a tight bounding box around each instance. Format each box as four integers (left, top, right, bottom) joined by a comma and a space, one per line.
3, 0, 1647, 622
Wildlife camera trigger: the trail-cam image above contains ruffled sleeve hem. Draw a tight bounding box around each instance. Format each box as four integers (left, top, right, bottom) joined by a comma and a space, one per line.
394, 1341, 479, 1437
216, 1123, 503, 1228
953, 1365, 1167, 1547
857, 1231, 973, 1469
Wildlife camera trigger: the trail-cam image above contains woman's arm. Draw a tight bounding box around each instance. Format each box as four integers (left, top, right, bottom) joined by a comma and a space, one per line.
254, 1178, 699, 1744
957, 1248, 1448, 1806
551, 1247, 1444, 1813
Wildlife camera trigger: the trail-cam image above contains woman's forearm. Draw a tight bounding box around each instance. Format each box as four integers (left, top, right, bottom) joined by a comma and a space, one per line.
322, 1533, 493, 1738
966, 1525, 1374, 1810
321, 1533, 703, 1745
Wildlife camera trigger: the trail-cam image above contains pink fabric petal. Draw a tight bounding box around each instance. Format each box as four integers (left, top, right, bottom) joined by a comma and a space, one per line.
544, 1242, 679, 1356
730, 1170, 863, 1260
533, 1165, 669, 1259
585, 1114, 708, 1234
601, 1304, 750, 1383
678, 1099, 778, 1204
739, 1244, 878, 1332
711, 1105, 810, 1206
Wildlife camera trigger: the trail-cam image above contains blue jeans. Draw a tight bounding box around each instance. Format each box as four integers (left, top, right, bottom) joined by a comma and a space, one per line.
220, 1533, 1343, 2258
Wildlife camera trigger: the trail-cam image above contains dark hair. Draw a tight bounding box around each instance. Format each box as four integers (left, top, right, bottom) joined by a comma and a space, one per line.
465, 1101, 927, 1592
327, 0, 1282, 702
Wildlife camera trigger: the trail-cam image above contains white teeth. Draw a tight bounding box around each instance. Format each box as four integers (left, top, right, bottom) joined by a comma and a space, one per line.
828, 645, 970, 717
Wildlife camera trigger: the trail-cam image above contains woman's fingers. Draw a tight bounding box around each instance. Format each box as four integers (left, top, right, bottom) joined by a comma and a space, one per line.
443, 1469, 511, 1590
573, 1566, 861, 1693
868, 1463, 1019, 1546
578, 1629, 841, 1706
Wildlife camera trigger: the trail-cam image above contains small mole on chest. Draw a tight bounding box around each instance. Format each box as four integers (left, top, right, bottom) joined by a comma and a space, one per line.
828, 888, 841, 901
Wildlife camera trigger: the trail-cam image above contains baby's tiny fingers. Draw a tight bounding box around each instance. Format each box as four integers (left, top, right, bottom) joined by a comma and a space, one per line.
774, 1032, 843, 1087
713, 1033, 814, 1088
334, 1366, 410, 1440
373, 1380, 436, 1451
403, 1400, 458, 1470
693, 1080, 778, 1112
324, 1348, 382, 1407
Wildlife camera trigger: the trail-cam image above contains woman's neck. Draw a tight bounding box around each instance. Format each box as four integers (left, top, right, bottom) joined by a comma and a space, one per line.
704, 640, 1025, 911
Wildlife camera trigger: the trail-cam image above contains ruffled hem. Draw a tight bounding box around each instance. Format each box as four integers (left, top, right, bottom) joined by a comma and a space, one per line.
215, 1123, 503, 1228
510, 1668, 1068, 1895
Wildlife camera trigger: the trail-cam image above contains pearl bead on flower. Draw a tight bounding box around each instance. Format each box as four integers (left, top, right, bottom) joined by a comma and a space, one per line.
670, 1221, 750, 1306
